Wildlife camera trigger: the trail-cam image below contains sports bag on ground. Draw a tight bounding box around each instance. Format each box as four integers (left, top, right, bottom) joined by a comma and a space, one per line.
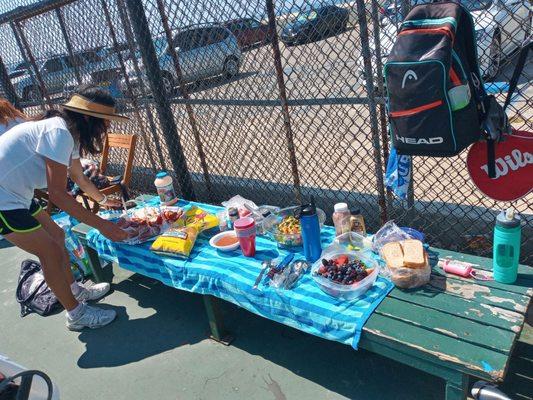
384, 1, 490, 156
16, 260, 61, 317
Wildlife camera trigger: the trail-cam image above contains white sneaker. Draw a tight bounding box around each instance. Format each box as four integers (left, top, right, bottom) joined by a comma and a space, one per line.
74, 282, 111, 302
66, 303, 117, 331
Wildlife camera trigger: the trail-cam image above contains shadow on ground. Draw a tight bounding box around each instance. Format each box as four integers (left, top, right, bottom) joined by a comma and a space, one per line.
77, 273, 443, 399
77, 274, 207, 369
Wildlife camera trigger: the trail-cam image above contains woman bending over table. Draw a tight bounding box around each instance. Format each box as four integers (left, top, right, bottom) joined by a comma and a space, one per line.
0, 86, 129, 330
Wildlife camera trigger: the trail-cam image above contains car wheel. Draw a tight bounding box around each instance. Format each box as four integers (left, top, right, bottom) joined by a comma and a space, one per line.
161, 73, 174, 95
25, 86, 41, 102
485, 33, 501, 81
223, 57, 239, 78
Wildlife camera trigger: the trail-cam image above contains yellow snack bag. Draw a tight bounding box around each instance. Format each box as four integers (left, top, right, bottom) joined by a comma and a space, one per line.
150, 226, 199, 258
176, 206, 218, 232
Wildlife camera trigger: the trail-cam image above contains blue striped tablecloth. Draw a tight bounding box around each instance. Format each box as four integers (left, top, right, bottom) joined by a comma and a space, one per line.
86, 199, 394, 350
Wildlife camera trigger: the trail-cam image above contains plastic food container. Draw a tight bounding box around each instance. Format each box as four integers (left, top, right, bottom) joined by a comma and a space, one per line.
311, 251, 379, 300
209, 231, 240, 252
263, 206, 326, 248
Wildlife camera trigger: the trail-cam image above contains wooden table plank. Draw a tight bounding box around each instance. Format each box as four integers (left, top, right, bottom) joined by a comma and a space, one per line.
363, 314, 511, 381
388, 284, 525, 333
426, 274, 531, 314
376, 297, 516, 354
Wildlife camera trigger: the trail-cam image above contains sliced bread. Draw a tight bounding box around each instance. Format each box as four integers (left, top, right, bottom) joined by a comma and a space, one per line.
381, 241, 404, 269
401, 239, 426, 268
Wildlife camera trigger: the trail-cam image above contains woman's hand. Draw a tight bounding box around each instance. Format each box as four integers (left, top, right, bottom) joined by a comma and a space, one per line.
100, 220, 129, 242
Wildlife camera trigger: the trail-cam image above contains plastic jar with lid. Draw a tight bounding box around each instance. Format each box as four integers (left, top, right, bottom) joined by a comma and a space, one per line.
332, 202, 351, 236
349, 208, 366, 236
154, 171, 178, 206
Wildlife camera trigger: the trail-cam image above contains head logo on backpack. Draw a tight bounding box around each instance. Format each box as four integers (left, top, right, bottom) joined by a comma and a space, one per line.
384, 1, 510, 170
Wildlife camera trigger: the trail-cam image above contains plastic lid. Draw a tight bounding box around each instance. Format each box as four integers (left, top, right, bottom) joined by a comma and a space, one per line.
234, 217, 255, 230
496, 209, 521, 228
350, 208, 361, 215
334, 203, 349, 213
156, 171, 168, 178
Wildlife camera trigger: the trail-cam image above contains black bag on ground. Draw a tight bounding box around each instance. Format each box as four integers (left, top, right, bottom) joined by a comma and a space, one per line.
16, 260, 61, 317
384, 1, 491, 156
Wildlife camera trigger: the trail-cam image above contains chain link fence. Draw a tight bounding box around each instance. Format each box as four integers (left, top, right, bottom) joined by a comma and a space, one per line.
0, 0, 530, 264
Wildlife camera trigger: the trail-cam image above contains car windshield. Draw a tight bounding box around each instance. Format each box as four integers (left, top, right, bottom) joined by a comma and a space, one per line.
295, 10, 317, 23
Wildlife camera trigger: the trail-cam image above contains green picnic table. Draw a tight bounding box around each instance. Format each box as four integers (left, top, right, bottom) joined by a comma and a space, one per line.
72, 223, 532, 400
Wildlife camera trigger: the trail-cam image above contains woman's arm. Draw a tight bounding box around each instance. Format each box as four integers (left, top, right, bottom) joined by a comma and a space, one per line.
69, 159, 122, 208
46, 158, 128, 242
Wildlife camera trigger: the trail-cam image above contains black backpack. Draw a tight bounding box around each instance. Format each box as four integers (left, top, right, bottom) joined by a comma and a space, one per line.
384, 1, 507, 161
16, 260, 61, 317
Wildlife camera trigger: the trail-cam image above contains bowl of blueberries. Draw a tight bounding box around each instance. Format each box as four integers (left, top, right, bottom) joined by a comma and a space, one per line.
311, 251, 379, 300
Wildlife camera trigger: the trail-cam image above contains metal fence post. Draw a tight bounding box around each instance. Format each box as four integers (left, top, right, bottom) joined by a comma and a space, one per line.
0, 54, 21, 109
370, 0, 394, 216
14, 20, 52, 107
9, 21, 45, 111
265, 0, 302, 204
55, 7, 82, 86
115, 0, 168, 171
355, 0, 388, 224
124, 0, 196, 200
99, 0, 158, 174
154, 0, 214, 202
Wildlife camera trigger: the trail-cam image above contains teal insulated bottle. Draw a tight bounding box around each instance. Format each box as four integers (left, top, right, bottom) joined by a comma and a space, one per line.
493, 209, 521, 284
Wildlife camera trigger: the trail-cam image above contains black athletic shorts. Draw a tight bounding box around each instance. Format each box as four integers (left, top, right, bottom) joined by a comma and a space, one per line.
0, 199, 43, 235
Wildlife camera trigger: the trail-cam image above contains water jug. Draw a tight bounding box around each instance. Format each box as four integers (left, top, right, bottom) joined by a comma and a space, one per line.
493, 209, 521, 284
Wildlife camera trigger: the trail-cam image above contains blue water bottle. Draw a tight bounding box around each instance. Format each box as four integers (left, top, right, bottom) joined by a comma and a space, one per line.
300, 198, 322, 263
493, 209, 521, 284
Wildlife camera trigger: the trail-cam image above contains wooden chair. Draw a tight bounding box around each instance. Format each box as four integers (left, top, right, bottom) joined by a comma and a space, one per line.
35, 133, 137, 214
79, 133, 138, 213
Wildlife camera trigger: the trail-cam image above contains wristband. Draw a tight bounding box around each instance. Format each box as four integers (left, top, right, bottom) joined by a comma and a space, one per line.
97, 194, 108, 205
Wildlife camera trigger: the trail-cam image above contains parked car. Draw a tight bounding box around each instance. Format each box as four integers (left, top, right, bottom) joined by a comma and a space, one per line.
11, 49, 120, 101
223, 18, 270, 49
280, 5, 349, 46
7, 61, 30, 79
62, 47, 123, 97
364, 0, 532, 83
121, 25, 241, 95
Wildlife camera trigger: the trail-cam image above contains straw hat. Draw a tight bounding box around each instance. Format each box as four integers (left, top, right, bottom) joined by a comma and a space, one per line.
62, 94, 129, 123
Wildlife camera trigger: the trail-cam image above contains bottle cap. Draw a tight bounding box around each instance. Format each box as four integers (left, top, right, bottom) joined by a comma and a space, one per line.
350, 208, 361, 215
156, 171, 168, 179
334, 203, 348, 213
496, 209, 521, 228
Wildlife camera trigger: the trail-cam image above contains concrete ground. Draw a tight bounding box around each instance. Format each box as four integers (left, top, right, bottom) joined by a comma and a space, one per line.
0, 240, 530, 400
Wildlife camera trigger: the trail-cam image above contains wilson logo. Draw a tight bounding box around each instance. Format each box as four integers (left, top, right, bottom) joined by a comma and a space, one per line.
396, 136, 444, 145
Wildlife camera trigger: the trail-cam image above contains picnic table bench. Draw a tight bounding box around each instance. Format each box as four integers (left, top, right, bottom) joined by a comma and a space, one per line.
72, 220, 532, 400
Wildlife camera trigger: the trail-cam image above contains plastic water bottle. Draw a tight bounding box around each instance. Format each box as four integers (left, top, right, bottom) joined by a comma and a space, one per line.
471, 381, 511, 400
300, 198, 322, 263
493, 209, 521, 284
57, 220, 90, 277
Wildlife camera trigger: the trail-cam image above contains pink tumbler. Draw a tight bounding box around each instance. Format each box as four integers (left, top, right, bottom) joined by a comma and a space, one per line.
234, 217, 256, 257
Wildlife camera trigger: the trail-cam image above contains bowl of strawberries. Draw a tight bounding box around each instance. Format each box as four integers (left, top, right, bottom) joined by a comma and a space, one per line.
311, 251, 378, 300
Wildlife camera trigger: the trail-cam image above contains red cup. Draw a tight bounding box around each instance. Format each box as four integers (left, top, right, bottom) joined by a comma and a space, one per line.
234, 217, 256, 257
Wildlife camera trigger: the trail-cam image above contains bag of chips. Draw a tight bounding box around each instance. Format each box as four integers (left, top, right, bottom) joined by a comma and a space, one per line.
150, 207, 218, 258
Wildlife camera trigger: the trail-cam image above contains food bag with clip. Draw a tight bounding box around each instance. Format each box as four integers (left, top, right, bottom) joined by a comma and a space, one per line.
150, 206, 218, 258
380, 239, 431, 289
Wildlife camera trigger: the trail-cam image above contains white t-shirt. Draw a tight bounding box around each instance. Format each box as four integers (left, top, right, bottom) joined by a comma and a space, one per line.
0, 117, 80, 210
0, 117, 25, 136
